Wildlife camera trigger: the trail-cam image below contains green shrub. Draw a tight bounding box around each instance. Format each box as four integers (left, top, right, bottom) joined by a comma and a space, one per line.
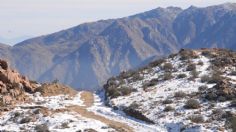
184, 99, 200, 109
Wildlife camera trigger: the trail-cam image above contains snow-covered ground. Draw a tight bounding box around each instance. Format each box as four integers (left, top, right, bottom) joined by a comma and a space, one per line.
106, 50, 236, 131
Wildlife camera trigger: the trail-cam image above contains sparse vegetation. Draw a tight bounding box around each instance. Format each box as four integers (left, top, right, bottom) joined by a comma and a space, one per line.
162, 99, 173, 104
177, 74, 187, 79
163, 63, 174, 72
184, 99, 200, 109
148, 59, 166, 67
143, 78, 159, 90
190, 69, 199, 79
35, 124, 49, 132
163, 72, 173, 80
189, 115, 204, 123
174, 91, 187, 98
198, 85, 208, 92
164, 106, 175, 112
186, 63, 196, 71
179, 49, 198, 60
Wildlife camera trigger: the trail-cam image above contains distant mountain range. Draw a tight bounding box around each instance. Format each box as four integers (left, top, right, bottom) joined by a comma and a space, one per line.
0, 3, 236, 90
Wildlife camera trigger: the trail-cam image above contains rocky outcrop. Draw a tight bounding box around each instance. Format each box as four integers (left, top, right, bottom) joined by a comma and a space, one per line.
0, 59, 38, 107
205, 80, 236, 101
35, 83, 77, 97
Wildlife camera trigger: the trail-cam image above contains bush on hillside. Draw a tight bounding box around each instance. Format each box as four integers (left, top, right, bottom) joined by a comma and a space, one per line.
142, 78, 159, 90
174, 91, 187, 98
186, 63, 196, 71
162, 99, 173, 104
164, 106, 175, 112
162, 63, 174, 72
189, 115, 204, 123
177, 74, 187, 79
163, 72, 173, 80
184, 99, 201, 109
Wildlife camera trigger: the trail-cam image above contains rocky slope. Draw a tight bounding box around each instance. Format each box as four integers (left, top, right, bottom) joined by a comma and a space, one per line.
104, 49, 236, 131
0, 3, 236, 90
0, 59, 163, 132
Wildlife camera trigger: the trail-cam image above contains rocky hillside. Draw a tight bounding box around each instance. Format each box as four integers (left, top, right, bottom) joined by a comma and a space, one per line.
0, 59, 164, 132
104, 49, 236, 131
1, 3, 236, 90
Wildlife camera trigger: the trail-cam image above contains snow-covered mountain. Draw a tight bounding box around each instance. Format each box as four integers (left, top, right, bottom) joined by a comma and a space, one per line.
104, 48, 236, 131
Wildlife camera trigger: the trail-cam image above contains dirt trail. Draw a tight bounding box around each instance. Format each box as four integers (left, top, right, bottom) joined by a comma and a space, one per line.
68, 91, 134, 132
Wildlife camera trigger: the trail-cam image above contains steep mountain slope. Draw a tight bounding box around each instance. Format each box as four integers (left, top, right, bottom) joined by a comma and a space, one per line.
1, 3, 236, 90
104, 49, 236, 131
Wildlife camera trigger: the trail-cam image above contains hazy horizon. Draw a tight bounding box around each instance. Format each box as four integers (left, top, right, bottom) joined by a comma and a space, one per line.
1, 0, 236, 45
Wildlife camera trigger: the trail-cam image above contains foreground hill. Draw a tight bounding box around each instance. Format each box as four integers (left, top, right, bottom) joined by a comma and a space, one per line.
1, 3, 236, 90
104, 49, 236, 131
0, 59, 161, 132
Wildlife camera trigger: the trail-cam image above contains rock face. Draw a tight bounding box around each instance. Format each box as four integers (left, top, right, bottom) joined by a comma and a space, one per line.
0, 59, 37, 107
0, 3, 236, 90
206, 80, 236, 101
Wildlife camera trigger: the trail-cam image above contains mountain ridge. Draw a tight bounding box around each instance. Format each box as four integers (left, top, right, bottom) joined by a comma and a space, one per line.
0, 3, 236, 90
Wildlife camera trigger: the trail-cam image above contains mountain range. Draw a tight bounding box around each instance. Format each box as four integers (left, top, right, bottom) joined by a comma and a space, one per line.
0, 3, 236, 90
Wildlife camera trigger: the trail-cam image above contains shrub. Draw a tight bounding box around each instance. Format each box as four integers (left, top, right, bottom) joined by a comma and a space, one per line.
179, 49, 198, 60
149, 59, 166, 67
142, 78, 158, 90
184, 99, 200, 109
197, 61, 204, 66
164, 106, 175, 112
229, 100, 236, 107
35, 124, 49, 132
230, 71, 236, 76
186, 63, 196, 71
162, 99, 173, 104
163, 72, 173, 80
200, 72, 223, 84
218, 96, 227, 102
131, 73, 144, 82
226, 116, 236, 132
120, 70, 135, 79
61, 122, 69, 128
211, 109, 226, 120
177, 74, 187, 79
20, 117, 32, 124
190, 69, 199, 79
189, 115, 204, 123
174, 91, 187, 98
119, 86, 134, 96
163, 63, 174, 72
201, 75, 211, 83
198, 85, 208, 92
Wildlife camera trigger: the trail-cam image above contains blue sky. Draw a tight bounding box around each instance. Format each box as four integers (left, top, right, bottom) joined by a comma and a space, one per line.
0, 0, 236, 44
